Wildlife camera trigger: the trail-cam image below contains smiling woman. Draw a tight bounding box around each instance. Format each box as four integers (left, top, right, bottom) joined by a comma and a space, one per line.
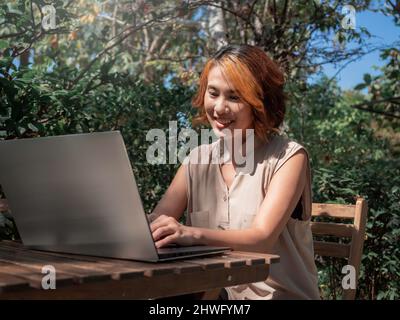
192, 45, 286, 143
203, 65, 254, 141
149, 45, 320, 300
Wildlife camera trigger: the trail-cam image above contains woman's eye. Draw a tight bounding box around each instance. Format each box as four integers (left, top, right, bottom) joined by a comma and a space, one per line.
209, 91, 218, 97
230, 96, 239, 101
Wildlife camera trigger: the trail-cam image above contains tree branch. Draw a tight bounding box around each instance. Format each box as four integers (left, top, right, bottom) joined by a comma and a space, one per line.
71, 2, 202, 86
351, 96, 400, 119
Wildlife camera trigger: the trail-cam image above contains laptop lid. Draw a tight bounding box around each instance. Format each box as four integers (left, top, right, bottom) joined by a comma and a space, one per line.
0, 131, 160, 261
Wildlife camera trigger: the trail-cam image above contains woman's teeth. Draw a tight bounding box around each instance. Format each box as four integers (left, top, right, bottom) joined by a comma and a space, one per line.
216, 119, 233, 125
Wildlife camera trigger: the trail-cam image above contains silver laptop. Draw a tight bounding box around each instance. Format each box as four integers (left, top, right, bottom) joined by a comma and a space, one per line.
0, 131, 230, 262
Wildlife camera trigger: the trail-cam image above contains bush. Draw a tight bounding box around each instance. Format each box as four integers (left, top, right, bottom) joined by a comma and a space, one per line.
286, 77, 400, 299
0, 57, 196, 237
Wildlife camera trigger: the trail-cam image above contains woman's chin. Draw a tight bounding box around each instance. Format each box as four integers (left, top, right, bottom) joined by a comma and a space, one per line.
213, 127, 246, 142
212, 126, 232, 138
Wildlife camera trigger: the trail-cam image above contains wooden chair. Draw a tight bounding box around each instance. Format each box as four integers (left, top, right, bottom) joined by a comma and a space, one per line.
311, 197, 368, 300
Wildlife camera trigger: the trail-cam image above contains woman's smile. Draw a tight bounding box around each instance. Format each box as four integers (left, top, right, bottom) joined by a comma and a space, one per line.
204, 65, 254, 137
214, 117, 235, 129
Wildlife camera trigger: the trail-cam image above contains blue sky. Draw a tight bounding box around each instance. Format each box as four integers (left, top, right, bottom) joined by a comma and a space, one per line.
322, 10, 400, 90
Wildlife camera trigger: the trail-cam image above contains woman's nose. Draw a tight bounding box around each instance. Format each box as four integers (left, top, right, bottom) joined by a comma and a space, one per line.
214, 98, 228, 116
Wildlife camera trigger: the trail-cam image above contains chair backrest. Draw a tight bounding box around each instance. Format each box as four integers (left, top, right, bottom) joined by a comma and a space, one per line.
311, 197, 368, 300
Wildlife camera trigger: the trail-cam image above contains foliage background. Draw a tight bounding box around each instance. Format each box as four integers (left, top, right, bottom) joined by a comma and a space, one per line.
0, 0, 399, 299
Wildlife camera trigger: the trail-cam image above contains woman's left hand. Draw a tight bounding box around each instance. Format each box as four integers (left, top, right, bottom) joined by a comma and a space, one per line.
150, 215, 200, 248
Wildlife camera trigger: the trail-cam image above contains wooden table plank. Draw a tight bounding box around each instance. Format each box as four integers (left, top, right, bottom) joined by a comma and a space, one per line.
180, 257, 225, 270
0, 246, 112, 284
0, 261, 74, 289
216, 255, 248, 267
0, 242, 205, 279
0, 264, 271, 299
0, 243, 152, 280
0, 241, 280, 299
226, 253, 266, 266
0, 272, 31, 293
229, 251, 280, 264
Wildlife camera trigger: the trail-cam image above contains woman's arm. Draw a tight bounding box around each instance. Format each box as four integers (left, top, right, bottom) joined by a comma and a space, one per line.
151, 149, 308, 253
148, 164, 188, 222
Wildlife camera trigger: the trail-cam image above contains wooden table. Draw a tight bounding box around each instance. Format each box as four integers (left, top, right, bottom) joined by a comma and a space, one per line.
0, 240, 279, 300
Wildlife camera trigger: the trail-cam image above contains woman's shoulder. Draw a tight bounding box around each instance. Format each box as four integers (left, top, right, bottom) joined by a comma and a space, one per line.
262, 133, 309, 159
256, 134, 310, 175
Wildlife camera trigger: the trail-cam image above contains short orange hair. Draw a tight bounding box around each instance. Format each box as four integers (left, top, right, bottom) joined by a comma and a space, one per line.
192, 45, 286, 142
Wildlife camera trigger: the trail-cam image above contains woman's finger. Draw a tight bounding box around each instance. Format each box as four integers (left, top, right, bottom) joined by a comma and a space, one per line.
152, 225, 175, 242
150, 215, 168, 232
150, 216, 176, 232
155, 232, 179, 249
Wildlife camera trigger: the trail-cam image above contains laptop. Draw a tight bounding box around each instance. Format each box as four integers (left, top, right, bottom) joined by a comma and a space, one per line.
0, 131, 230, 262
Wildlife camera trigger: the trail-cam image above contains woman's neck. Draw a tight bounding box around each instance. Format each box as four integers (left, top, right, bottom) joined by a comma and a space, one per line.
220, 133, 263, 166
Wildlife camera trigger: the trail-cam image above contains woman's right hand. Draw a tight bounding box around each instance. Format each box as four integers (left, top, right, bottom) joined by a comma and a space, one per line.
150, 214, 201, 248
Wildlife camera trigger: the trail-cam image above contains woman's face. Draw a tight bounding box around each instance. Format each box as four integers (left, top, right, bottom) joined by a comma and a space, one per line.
204, 65, 254, 139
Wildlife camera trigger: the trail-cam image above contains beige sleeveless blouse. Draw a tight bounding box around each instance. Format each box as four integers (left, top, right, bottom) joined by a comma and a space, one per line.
183, 134, 320, 300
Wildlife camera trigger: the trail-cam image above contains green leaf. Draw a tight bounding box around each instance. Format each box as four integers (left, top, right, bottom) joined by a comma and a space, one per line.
27, 123, 38, 132
0, 40, 8, 49
363, 73, 372, 84
354, 83, 366, 90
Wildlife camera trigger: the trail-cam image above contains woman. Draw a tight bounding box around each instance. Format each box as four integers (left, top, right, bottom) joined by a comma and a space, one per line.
149, 44, 320, 300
